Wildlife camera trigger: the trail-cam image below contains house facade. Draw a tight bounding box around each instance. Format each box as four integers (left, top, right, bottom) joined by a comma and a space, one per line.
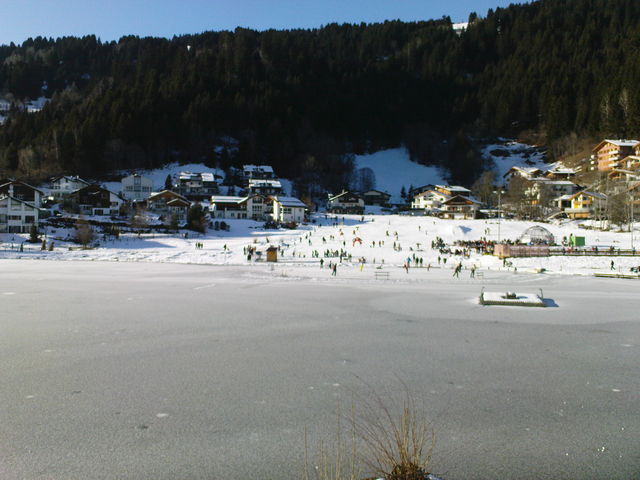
71, 185, 123, 216
562, 191, 607, 219
174, 172, 219, 200
362, 190, 391, 206
247, 179, 283, 195
46, 176, 91, 200
272, 196, 307, 223
121, 174, 153, 201
326, 191, 364, 214
210, 194, 271, 220
242, 165, 276, 183
0, 195, 40, 233
147, 190, 191, 224
440, 195, 481, 219
411, 189, 449, 211
592, 139, 639, 171
0, 180, 43, 207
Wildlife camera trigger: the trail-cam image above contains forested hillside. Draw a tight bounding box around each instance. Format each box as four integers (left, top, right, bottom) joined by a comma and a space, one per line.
1, 0, 640, 189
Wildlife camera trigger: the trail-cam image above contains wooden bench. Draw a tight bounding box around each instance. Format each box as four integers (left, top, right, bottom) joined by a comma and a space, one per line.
374, 271, 390, 280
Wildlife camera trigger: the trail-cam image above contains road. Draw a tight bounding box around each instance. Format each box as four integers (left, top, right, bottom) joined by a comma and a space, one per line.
1, 260, 639, 480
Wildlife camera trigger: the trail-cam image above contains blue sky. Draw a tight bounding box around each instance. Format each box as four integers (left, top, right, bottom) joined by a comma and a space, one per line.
2, 0, 520, 45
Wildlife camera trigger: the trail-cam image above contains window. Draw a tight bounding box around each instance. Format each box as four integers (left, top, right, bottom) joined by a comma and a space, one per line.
24, 216, 35, 223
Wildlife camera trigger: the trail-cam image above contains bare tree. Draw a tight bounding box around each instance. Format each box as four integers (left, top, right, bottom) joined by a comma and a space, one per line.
75, 217, 94, 247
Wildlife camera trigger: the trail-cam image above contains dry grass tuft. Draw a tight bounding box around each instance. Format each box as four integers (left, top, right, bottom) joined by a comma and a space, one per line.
353, 384, 435, 480
304, 383, 436, 480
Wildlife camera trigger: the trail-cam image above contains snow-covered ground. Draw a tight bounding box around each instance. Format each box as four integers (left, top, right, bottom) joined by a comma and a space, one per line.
3, 214, 640, 278
354, 148, 447, 203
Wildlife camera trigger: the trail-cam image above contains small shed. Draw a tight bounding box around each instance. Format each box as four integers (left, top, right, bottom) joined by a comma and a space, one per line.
519, 226, 555, 245
266, 246, 278, 262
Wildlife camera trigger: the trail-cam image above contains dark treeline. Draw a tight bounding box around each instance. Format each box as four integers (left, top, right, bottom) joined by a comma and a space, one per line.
1, 0, 640, 189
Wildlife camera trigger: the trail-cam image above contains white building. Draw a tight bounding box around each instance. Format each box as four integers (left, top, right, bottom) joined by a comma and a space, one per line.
272, 196, 307, 223
411, 189, 449, 211
0, 196, 40, 233
210, 194, 270, 220
121, 174, 153, 201
46, 176, 91, 200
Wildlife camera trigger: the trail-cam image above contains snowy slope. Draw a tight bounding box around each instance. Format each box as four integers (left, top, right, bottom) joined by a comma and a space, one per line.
481, 140, 547, 185
353, 148, 447, 203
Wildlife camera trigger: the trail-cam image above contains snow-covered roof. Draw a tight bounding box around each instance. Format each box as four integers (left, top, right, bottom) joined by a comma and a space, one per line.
593, 139, 640, 151
436, 185, 471, 193
211, 195, 244, 204
178, 171, 216, 182
274, 196, 307, 208
534, 179, 577, 186
248, 179, 282, 187
243, 164, 274, 174
604, 139, 639, 147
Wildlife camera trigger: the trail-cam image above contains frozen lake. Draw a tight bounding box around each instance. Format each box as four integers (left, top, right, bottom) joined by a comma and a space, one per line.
1, 260, 639, 479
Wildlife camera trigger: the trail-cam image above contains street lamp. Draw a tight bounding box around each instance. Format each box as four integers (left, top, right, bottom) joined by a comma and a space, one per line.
494, 189, 506, 243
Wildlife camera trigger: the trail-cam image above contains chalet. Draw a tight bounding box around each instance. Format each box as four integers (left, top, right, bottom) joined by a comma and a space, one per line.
326, 191, 364, 214
503, 166, 543, 183
46, 176, 91, 200
361, 190, 391, 206
0, 180, 43, 207
411, 189, 449, 211
147, 190, 190, 224
562, 190, 607, 219
247, 179, 283, 195
174, 172, 219, 200
272, 196, 307, 223
121, 174, 154, 201
0, 195, 40, 233
543, 166, 577, 180
71, 185, 124, 217
440, 195, 481, 219
408, 184, 435, 199
242, 165, 276, 183
592, 139, 639, 171
210, 194, 270, 220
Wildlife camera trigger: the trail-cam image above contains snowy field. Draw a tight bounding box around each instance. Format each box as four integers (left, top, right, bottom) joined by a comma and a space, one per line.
1, 260, 639, 480
3, 214, 640, 277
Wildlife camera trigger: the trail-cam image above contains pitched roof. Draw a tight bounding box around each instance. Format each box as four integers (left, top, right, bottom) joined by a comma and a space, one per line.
0, 179, 45, 194
148, 190, 189, 202
0, 194, 40, 209
274, 196, 307, 208
593, 139, 640, 151
211, 195, 244, 204
328, 191, 362, 201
